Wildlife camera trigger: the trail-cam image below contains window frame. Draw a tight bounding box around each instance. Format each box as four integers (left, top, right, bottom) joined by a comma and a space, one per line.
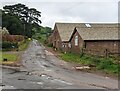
75, 35, 78, 46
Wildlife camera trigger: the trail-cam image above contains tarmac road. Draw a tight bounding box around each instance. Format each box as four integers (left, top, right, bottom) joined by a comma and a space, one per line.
1, 39, 118, 90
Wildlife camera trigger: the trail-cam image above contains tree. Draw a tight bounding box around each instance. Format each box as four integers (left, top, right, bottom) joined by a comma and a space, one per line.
2, 11, 24, 35
2, 3, 42, 37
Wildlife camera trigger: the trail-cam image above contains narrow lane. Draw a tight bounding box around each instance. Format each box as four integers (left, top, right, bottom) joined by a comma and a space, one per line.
2, 39, 118, 90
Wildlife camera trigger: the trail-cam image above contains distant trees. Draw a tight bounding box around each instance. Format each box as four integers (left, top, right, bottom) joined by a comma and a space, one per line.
2, 3, 42, 38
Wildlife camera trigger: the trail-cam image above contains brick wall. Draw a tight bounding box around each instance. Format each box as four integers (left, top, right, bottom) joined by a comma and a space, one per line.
85, 40, 120, 53
70, 31, 84, 53
52, 25, 62, 50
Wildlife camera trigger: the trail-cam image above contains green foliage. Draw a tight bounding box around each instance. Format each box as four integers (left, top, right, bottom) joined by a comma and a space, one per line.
18, 39, 30, 51
2, 3, 42, 37
97, 59, 118, 74
1, 53, 18, 62
2, 41, 18, 50
61, 52, 119, 74
2, 13, 23, 35
33, 26, 52, 45
61, 53, 81, 63
47, 43, 53, 47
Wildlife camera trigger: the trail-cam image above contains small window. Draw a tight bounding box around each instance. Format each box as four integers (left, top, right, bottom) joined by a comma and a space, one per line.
62, 44, 65, 47
114, 42, 117, 46
85, 23, 91, 27
75, 35, 78, 46
68, 42, 71, 48
64, 45, 66, 47
62, 44, 66, 48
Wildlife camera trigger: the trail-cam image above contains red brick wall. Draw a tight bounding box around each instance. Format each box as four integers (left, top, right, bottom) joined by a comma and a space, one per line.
85, 40, 120, 53
70, 31, 84, 53
52, 25, 62, 50
61, 42, 69, 52
2, 35, 24, 42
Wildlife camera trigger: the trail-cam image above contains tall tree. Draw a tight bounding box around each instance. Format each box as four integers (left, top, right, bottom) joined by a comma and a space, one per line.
2, 3, 42, 37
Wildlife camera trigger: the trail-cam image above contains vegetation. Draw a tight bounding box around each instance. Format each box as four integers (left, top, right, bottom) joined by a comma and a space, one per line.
2, 3, 41, 38
18, 39, 30, 51
61, 52, 119, 75
32, 26, 52, 45
0, 53, 18, 64
2, 41, 18, 51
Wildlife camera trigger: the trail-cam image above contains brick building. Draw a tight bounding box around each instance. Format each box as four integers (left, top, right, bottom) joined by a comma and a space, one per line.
49, 23, 119, 54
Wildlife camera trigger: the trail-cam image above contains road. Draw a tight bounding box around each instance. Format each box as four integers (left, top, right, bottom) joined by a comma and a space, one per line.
1, 39, 118, 90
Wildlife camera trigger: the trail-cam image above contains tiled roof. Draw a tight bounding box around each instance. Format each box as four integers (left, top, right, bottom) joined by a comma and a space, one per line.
55, 23, 119, 41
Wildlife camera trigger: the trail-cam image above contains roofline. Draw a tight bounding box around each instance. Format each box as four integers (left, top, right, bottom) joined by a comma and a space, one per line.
84, 39, 120, 41
55, 22, 118, 24
69, 27, 77, 42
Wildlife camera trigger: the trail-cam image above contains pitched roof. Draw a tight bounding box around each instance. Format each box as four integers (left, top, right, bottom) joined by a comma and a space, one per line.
55, 23, 85, 41
76, 25, 119, 40
55, 23, 119, 41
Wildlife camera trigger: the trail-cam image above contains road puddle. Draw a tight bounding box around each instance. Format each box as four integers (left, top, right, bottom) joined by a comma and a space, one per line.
18, 78, 26, 80
52, 79, 73, 85
41, 74, 52, 80
40, 74, 72, 85
37, 82, 43, 85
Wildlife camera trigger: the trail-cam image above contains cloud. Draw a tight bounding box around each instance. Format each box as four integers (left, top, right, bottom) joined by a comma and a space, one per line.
38, 2, 118, 28
1, 1, 118, 28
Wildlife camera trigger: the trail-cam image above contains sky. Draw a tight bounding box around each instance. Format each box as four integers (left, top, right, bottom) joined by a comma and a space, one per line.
0, 0, 119, 28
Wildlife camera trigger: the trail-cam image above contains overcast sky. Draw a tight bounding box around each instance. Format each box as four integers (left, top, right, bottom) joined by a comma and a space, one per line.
1, 0, 119, 28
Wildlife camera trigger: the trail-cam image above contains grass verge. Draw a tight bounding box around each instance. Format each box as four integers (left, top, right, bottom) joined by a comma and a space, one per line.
18, 39, 31, 51
60, 52, 119, 75
0, 53, 18, 65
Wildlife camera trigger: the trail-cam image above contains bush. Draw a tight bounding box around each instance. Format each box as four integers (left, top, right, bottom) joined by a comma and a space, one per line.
97, 59, 118, 74
47, 43, 53, 47
2, 41, 18, 49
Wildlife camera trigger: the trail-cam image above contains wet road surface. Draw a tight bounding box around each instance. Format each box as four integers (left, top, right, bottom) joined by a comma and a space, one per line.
1, 39, 118, 90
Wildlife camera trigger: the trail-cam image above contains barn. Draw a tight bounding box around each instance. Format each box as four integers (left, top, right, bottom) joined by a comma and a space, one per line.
70, 24, 119, 55
50, 23, 119, 55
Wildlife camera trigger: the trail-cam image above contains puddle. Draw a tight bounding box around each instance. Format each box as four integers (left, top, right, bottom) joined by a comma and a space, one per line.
40, 74, 72, 85
52, 79, 72, 85
32, 82, 43, 85
18, 78, 26, 80
10, 86, 14, 88
37, 82, 43, 85
41, 55, 46, 59
45, 69, 52, 72
40, 74, 53, 80
43, 64, 50, 67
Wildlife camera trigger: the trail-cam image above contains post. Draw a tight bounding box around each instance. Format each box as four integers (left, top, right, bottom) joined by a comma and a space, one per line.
105, 49, 108, 58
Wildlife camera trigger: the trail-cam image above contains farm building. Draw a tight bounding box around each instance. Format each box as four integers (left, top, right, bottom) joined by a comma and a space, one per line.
49, 23, 119, 55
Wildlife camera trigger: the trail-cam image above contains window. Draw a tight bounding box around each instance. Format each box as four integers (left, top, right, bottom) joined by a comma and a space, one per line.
85, 23, 91, 27
68, 42, 71, 48
114, 42, 117, 46
62, 44, 66, 48
75, 35, 78, 46
62, 44, 65, 47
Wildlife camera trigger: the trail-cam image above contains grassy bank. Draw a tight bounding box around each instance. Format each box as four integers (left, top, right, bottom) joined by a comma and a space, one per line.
0, 53, 18, 64
60, 52, 119, 75
18, 39, 31, 51
33, 33, 47, 45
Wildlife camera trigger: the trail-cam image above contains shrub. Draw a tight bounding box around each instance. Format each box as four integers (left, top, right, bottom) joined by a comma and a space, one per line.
97, 59, 118, 74
2, 41, 18, 49
47, 43, 53, 47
